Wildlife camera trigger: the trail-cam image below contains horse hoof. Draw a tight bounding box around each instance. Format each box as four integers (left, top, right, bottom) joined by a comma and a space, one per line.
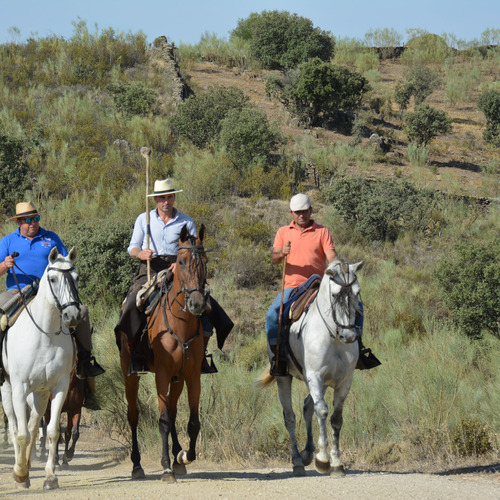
300, 450, 314, 466
161, 471, 176, 483
314, 457, 331, 474
176, 450, 192, 465
331, 465, 346, 477
60, 462, 69, 471
173, 462, 187, 476
15, 480, 30, 489
43, 477, 59, 489
292, 465, 306, 477
131, 466, 145, 480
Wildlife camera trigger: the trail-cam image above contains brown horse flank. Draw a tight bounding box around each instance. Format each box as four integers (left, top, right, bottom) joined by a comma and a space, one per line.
119, 224, 208, 482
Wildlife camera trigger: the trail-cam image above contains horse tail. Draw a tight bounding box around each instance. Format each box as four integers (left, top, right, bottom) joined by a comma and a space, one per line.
255, 367, 275, 389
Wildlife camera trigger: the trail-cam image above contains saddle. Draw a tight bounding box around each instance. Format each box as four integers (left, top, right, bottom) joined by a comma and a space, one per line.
136, 269, 171, 315
288, 277, 321, 322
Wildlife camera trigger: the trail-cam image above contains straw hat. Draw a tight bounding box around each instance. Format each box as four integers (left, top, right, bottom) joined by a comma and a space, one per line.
10, 201, 40, 221
148, 179, 183, 197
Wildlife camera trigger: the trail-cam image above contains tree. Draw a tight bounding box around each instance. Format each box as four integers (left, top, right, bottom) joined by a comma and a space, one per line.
394, 66, 441, 114
283, 58, 370, 125
404, 104, 451, 146
478, 89, 500, 146
231, 10, 334, 69
169, 85, 249, 148
217, 108, 284, 167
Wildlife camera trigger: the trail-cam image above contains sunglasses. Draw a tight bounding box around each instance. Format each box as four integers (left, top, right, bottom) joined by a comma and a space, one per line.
21, 215, 40, 224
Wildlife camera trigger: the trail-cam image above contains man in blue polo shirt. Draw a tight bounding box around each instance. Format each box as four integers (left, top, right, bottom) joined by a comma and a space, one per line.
0, 202, 105, 407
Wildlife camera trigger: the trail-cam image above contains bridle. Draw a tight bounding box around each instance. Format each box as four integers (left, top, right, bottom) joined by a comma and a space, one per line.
11, 263, 81, 336
170, 237, 209, 313
316, 262, 359, 338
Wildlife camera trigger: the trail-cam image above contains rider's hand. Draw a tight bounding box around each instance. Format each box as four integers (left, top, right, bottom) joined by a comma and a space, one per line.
3, 255, 15, 269
138, 249, 155, 261
282, 241, 291, 257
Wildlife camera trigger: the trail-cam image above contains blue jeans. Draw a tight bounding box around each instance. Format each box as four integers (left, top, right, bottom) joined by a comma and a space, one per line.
266, 290, 364, 344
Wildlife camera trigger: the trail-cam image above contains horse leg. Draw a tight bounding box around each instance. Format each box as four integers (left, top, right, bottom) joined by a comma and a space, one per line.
44, 389, 67, 489
276, 376, 306, 476
62, 411, 80, 467
300, 394, 315, 466
308, 377, 331, 474
329, 383, 352, 477
177, 375, 200, 467
121, 335, 145, 480
26, 392, 49, 470
10, 385, 31, 487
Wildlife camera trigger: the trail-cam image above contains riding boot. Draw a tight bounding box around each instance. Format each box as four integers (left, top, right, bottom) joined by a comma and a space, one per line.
127, 335, 149, 376
76, 350, 106, 379
83, 378, 101, 411
201, 336, 218, 374
270, 343, 288, 377
355, 337, 382, 370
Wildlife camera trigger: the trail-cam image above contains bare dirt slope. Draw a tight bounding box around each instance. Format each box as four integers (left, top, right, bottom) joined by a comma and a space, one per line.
1, 422, 499, 500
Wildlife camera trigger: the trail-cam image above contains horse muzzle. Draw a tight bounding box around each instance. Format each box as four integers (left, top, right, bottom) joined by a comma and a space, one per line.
61, 305, 81, 329
186, 291, 207, 316
337, 328, 358, 344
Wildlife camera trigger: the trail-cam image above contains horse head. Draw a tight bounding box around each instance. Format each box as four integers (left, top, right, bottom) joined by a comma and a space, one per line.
45, 247, 81, 329
324, 259, 364, 344
177, 224, 208, 316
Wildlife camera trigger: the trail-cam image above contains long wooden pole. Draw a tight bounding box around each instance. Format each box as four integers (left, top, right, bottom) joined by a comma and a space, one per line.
140, 147, 152, 281
275, 254, 287, 370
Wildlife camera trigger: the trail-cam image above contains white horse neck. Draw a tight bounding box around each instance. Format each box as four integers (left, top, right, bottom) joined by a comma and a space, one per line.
26, 280, 63, 335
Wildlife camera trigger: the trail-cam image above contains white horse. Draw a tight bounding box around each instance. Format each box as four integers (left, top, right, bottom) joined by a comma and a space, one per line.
258, 258, 363, 476
1, 247, 80, 489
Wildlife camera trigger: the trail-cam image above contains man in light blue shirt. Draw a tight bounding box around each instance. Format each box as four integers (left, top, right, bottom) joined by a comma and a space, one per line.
116, 179, 232, 376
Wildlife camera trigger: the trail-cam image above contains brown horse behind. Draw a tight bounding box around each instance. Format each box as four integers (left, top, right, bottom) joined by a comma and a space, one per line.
119, 224, 208, 482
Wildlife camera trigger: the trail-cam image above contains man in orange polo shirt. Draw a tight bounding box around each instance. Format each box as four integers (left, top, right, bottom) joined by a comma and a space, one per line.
266, 193, 380, 376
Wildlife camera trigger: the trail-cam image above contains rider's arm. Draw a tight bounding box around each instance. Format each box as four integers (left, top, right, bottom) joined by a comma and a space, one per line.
326, 249, 337, 264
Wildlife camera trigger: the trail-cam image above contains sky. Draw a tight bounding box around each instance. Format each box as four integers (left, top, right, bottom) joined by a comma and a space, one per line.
0, 0, 498, 47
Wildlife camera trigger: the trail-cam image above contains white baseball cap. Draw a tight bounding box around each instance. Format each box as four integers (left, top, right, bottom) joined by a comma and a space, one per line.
290, 193, 311, 211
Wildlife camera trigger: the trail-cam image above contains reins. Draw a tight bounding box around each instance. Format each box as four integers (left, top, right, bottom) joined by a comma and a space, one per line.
11, 263, 80, 336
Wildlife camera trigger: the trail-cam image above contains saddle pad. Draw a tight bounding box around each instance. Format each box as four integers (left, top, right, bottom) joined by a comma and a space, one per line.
136, 269, 170, 311
289, 286, 319, 321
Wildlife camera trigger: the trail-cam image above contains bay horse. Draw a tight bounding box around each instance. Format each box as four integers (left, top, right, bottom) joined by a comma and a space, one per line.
1, 247, 80, 489
119, 224, 208, 482
258, 259, 363, 476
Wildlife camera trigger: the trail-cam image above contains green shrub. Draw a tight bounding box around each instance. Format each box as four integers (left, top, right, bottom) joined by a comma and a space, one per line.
62, 216, 138, 306
232, 10, 334, 69
450, 418, 492, 456
0, 134, 31, 212
478, 89, 500, 146
169, 85, 249, 148
108, 82, 158, 116
323, 176, 444, 242
406, 142, 429, 167
404, 104, 452, 146
435, 239, 500, 338
217, 107, 284, 168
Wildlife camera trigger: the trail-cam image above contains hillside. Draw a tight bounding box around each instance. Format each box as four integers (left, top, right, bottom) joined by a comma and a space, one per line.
183, 58, 498, 200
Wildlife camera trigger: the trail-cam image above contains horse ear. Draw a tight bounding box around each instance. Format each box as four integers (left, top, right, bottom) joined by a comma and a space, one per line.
179, 224, 189, 243
350, 260, 364, 273
49, 246, 59, 264
68, 247, 78, 263
198, 224, 205, 243
325, 260, 339, 278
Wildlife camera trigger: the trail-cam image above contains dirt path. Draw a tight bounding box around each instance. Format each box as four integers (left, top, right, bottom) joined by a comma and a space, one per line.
1, 422, 499, 500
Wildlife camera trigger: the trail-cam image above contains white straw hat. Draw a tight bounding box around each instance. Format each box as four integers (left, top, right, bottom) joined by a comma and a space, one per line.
148, 178, 183, 197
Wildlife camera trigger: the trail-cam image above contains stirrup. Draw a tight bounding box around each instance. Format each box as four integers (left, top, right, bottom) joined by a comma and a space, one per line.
356, 348, 382, 370
128, 357, 149, 376
201, 353, 218, 374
